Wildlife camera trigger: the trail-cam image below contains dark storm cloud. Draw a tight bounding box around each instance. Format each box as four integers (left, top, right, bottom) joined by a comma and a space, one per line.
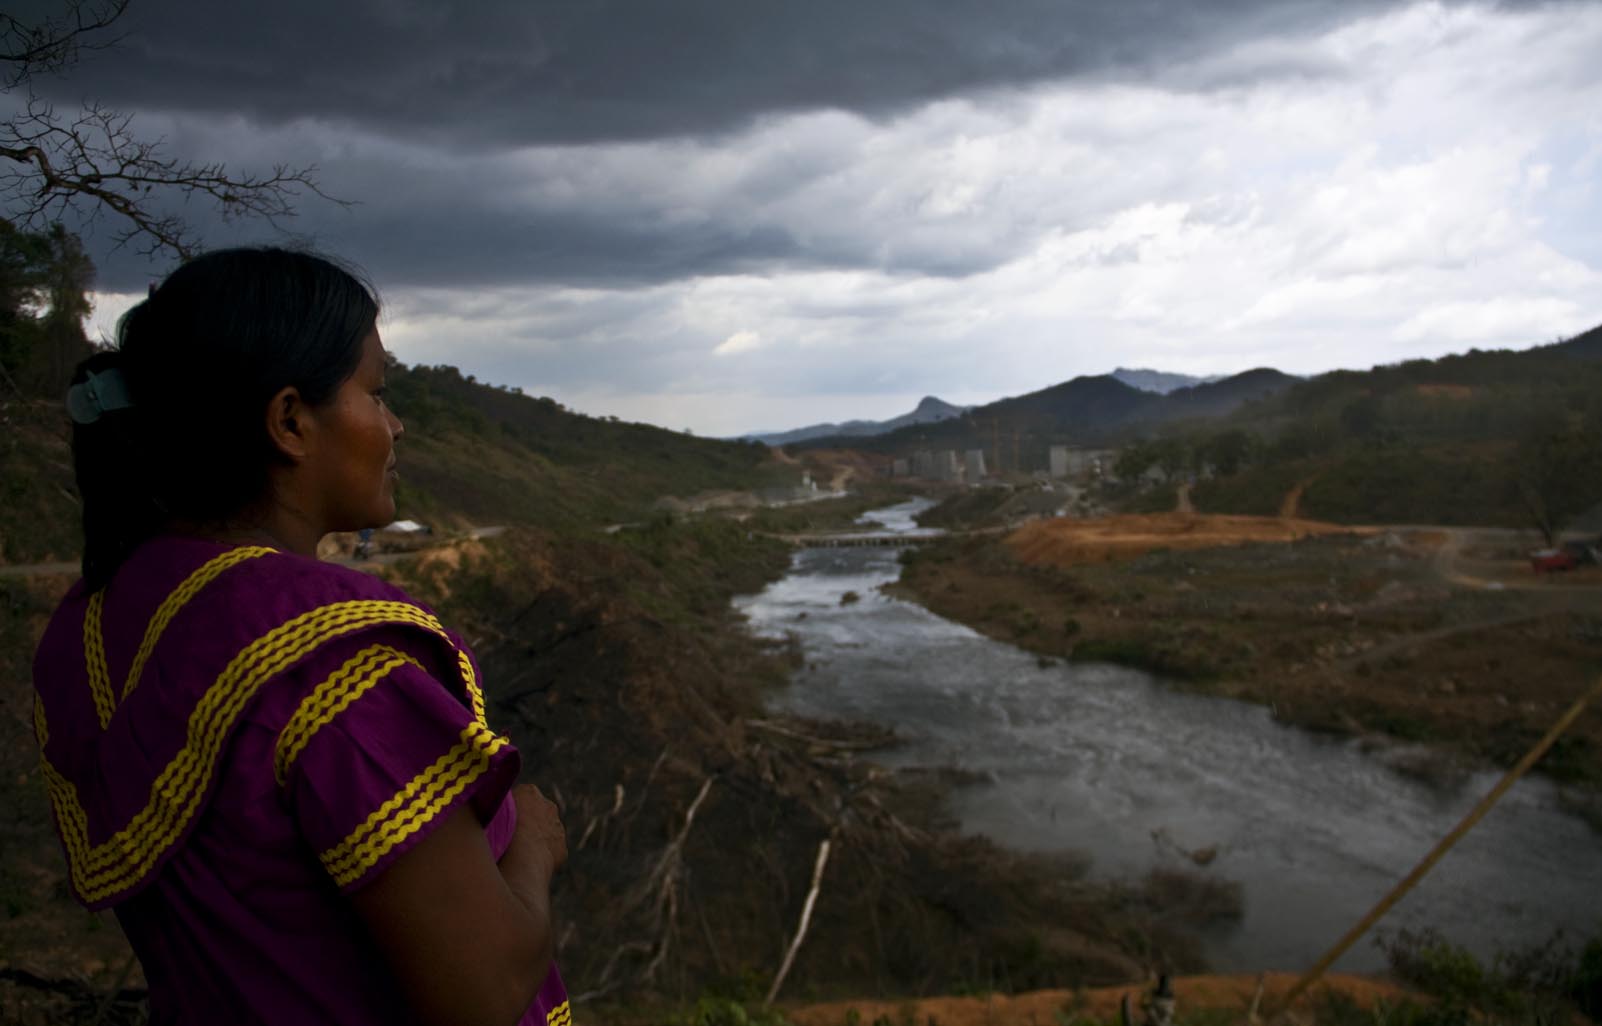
81, 100, 1036, 290
14, 0, 1497, 292
26, 0, 1409, 145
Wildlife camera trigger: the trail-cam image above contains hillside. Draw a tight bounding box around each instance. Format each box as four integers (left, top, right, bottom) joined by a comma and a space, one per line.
1155, 326, 1602, 531
0, 361, 803, 564
1552, 321, 1602, 360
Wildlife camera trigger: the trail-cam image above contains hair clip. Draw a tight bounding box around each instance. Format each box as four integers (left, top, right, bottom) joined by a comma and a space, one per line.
66, 368, 135, 425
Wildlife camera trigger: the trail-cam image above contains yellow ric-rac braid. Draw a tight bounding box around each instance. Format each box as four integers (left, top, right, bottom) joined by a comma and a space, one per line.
320, 722, 508, 887
274, 644, 423, 785
461, 648, 485, 724
123, 547, 274, 704
84, 592, 114, 729
547, 1000, 573, 1026
41, 599, 473, 905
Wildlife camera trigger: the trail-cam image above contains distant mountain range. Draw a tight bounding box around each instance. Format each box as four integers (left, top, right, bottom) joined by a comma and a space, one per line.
779, 367, 1302, 459
752, 322, 1602, 463
1110, 368, 1223, 394
746, 368, 1230, 447
744, 395, 969, 446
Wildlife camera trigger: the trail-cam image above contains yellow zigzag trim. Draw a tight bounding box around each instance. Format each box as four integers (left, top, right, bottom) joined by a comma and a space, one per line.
84, 592, 113, 729
320, 722, 507, 887
123, 547, 274, 704
273, 644, 423, 785
547, 1000, 573, 1026
40, 599, 467, 905
462, 649, 485, 725
33, 694, 48, 747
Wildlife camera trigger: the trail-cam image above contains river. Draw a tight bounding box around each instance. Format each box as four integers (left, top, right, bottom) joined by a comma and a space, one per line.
735, 499, 1602, 973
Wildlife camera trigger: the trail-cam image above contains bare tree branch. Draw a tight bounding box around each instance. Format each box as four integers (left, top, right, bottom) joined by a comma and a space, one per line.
0, 0, 129, 88
1, 95, 350, 260
1, 2, 348, 259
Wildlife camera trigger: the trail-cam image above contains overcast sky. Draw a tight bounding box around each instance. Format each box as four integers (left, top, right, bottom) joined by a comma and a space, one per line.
19, 0, 1602, 435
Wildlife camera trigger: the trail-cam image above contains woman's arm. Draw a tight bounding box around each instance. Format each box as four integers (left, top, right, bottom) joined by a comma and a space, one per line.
351, 783, 567, 1026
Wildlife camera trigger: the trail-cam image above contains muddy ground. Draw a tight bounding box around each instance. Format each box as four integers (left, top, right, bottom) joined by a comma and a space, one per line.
895, 513, 1602, 799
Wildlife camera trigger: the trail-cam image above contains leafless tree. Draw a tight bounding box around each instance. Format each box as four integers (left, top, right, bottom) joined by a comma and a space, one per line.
1, 0, 343, 259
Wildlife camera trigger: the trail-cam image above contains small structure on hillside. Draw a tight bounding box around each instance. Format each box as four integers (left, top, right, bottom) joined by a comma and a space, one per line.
383, 519, 431, 535
1049, 445, 1111, 480
910, 449, 962, 482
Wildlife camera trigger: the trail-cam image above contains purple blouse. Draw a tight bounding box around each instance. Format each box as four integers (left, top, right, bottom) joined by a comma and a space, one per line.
32, 536, 570, 1025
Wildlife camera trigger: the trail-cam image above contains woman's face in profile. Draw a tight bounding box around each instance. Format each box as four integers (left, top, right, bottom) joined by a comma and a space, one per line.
305, 328, 404, 532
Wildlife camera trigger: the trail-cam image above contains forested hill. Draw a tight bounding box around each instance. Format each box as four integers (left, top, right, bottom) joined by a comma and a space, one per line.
1195, 325, 1602, 448
379, 361, 797, 527
1124, 325, 1602, 534
1552, 321, 1602, 360
0, 360, 799, 565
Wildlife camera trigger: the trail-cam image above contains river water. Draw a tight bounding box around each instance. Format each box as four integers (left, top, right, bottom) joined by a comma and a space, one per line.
735, 500, 1602, 973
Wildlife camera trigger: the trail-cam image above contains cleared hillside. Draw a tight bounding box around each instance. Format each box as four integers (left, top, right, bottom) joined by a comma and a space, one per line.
0, 362, 801, 564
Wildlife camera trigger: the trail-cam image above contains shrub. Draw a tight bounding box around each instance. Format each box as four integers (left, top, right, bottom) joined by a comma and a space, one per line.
1383, 927, 1602, 1025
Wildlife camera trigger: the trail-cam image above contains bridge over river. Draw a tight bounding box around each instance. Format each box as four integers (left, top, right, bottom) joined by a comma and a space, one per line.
765, 531, 933, 548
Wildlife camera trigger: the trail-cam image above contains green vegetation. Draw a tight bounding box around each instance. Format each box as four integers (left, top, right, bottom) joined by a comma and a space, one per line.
0, 223, 99, 564
0, 222, 95, 402
383, 361, 801, 532
1068, 637, 1217, 682
1370, 928, 1602, 1025
1122, 334, 1602, 531
0, 352, 808, 565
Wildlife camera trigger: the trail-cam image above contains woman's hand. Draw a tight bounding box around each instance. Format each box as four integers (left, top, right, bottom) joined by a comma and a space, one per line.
506, 783, 567, 880
353, 794, 564, 1026
498, 784, 566, 926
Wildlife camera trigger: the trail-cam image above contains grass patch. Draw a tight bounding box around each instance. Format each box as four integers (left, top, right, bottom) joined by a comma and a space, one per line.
1070, 637, 1217, 682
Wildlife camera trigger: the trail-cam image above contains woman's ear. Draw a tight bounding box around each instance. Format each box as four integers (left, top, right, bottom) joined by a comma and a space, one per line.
264, 385, 312, 461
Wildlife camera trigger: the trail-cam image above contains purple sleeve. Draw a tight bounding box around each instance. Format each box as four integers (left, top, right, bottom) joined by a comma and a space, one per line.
275, 632, 520, 892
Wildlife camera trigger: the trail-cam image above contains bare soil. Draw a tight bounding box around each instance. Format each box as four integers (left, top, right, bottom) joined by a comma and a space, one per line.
1004, 512, 1364, 567
785, 972, 1418, 1026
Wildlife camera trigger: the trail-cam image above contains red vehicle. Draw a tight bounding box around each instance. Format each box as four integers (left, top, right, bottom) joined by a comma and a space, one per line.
1530, 548, 1578, 573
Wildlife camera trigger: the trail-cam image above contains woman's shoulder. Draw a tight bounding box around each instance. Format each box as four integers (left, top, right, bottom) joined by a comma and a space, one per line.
126, 535, 428, 613
35, 537, 442, 681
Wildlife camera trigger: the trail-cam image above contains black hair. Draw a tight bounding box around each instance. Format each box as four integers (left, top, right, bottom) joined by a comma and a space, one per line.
71, 247, 379, 590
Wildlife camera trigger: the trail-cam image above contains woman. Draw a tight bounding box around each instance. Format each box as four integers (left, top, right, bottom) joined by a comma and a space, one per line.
31, 248, 570, 1026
